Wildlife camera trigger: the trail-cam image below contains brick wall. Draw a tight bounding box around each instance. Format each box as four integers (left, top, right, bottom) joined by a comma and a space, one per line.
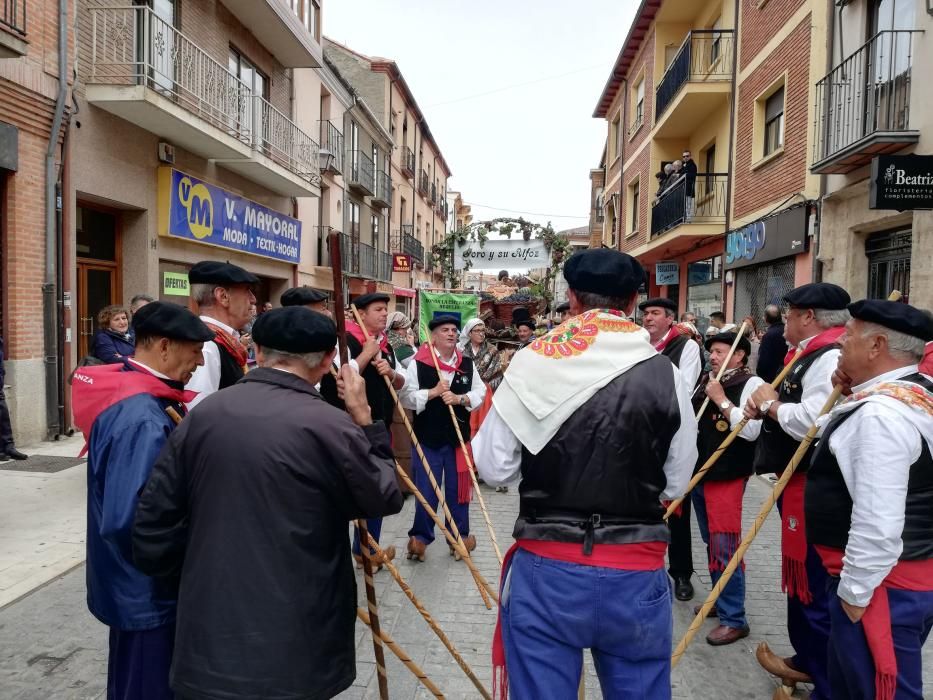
733, 16, 810, 220
589, 169, 604, 242
739, 0, 807, 71
619, 144, 651, 254
623, 29, 655, 160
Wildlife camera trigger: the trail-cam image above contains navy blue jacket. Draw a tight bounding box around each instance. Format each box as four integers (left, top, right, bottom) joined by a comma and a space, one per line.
92, 329, 136, 364
756, 322, 787, 383
86, 380, 179, 630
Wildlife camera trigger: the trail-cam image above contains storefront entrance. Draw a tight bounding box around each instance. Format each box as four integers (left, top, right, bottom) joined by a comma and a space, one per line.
76, 205, 121, 359
866, 228, 911, 303
733, 258, 796, 323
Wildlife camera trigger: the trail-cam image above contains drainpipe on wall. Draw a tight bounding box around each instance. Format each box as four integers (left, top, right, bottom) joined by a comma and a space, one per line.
812, 0, 838, 285
44, 0, 69, 440
721, 0, 740, 320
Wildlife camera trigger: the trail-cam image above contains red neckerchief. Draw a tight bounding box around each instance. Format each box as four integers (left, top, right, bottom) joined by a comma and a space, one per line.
414, 343, 463, 374
71, 362, 196, 454
783, 325, 845, 366
653, 326, 682, 352
815, 546, 933, 700
205, 322, 248, 370
347, 320, 390, 354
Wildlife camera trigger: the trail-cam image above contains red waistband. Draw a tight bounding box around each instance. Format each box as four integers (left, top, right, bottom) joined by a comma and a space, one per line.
517, 539, 666, 570
814, 546, 933, 591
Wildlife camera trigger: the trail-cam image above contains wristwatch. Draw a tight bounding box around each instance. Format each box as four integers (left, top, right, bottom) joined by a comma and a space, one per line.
759, 399, 775, 416
718, 399, 731, 411
459, 395, 466, 406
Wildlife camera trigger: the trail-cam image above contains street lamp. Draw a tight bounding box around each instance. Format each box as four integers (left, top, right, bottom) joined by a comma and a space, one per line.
318, 148, 337, 174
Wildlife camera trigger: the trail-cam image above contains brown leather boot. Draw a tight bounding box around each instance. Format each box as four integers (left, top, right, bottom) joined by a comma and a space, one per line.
453, 534, 477, 561
756, 642, 813, 685
406, 537, 426, 562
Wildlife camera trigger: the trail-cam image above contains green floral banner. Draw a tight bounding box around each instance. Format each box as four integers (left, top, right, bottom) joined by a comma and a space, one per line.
417, 291, 479, 342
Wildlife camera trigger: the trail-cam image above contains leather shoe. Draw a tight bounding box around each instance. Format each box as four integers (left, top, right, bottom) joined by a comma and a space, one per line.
706, 624, 750, 646
673, 576, 694, 601
693, 604, 718, 618
5, 447, 26, 460
756, 642, 813, 684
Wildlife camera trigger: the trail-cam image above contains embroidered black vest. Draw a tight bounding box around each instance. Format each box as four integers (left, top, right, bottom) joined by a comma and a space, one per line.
216, 343, 245, 390
411, 356, 474, 449
662, 333, 701, 390
753, 343, 838, 476
805, 373, 933, 560
693, 371, 757, 482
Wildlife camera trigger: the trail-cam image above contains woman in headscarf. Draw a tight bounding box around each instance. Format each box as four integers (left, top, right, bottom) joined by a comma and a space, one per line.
385, 311, 416, 368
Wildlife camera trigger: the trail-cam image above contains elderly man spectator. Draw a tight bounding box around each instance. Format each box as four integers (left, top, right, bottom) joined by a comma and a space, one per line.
757, 304, 787, 383
129, 294, 154, 317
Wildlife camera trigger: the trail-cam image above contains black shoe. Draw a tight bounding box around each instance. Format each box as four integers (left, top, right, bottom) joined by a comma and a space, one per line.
5, 448, 27, 460
674, 576, 694, 601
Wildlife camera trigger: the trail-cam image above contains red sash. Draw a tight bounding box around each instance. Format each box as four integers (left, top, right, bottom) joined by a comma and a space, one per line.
781, 473, 811, 603
704, 478, 745, 572
205, 323, 248, 371
815, 546, 933, 700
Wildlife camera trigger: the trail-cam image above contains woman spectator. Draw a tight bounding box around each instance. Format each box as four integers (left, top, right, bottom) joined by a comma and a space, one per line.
742, 315, 761, 372
91, 305, 135, 364
386, 312, 416, 368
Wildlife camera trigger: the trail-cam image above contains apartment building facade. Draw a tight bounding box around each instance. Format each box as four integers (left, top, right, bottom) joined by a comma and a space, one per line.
813, 0, 931, 308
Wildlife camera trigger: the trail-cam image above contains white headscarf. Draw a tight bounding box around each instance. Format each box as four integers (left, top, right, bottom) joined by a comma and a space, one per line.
458, 317, 485, 349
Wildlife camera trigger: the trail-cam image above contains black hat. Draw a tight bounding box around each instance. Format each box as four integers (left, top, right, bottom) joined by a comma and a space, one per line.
252, 307, 337, 353
280, 286, 327, 307
783, 283, 850, 310
428, 314, 461, 331
847, 299, 933, 342
515, 319, 536, 331
511, 307, 532, 324
554, 301, 570, 314
188, 261, 259, 286
638, 297, 678, 314
705, 331, 752, 360
353, 292, 390, 309
563, 248, 645, 299
131, 301, 214, 342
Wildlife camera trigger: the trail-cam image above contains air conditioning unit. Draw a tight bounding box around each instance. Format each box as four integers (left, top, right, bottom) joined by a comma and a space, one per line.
158, 142, 175, 165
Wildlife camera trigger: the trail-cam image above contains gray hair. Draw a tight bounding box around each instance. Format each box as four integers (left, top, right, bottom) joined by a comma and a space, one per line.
261, 348, 330, 371
813, 308, 851, 329
572, 289, 637, 314
859, 321, 925, 362
191, 283, 219, 308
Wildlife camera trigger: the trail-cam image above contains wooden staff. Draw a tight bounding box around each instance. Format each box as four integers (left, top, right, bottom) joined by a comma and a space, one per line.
663, 347, 804, 521
349, 304, 493, 609
366, 533, 492, 699
694, 320, 749, 419
165, 406, 183, 425
329, 233, 389, 700
426, 339, 504, 565
357, 608, 446, 699
671, 384, 842, 667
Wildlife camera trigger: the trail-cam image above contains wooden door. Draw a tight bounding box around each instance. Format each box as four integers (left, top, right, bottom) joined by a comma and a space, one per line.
77, 264, 119, 359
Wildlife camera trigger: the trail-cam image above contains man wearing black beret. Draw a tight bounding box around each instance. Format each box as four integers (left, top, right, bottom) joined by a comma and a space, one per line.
638, 295, 703, 602
554, 301, 571, 324
133, 307, 403, 700
803, 299, 933, 700
185, 261, 258, 408
473, 248, 697, 698
744, 281, 851, 694
280, 286, 330, 317
71, 301, 213, 700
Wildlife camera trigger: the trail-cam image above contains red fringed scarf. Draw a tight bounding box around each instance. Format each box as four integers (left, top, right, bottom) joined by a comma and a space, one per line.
204, 322, 248, 371
653, 326, 682, 352
783, 325, 846, 366
703, 478, 746, 572
781, 473, 811, 604
815, 546, 933, 700
347, 320, 390, 355
415, 344, 472, 504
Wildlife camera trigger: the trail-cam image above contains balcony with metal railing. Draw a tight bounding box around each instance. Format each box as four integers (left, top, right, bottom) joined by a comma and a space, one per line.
654, 30, 734, 139
316, 227, 354, 274
402, 147, 416, 178
377, 250, 393, 281
86, 5, 321, 196
347, 150, 375, 195
0, 0, 26, 57
429, 183, 437, 205
371, 171, 392, 208
419, 170, 430, 197
398, 225, 424, 263
811, 30, 921, 175
318, 120, 344, 175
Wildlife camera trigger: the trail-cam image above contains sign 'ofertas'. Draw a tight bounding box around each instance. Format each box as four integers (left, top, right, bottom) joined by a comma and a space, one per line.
158, 168, 302, 263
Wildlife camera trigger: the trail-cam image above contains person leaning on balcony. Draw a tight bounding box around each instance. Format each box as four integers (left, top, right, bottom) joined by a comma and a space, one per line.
682, 151, 698, 220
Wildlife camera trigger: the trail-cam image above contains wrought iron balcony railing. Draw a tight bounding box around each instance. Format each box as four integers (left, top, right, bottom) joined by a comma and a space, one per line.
655, 29, 734, 120
402, 228, 424, 263
429, 183, 437, 204
650, 173, 728, 238
812, 30, 921, 172
1, 0, 26, 35
373, 170, 392, 206
377, 250, 393, 281
253, 95, 320, 186
402, 147, 416, 177
319, 120, 344, 175
316, 227, 355, 273
347, 149, 375, 194
419, 170, 430, 196
358, 241, 377, 279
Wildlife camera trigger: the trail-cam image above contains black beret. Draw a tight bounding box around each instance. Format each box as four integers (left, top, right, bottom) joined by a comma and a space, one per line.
188, 261, 258, 286
705, 331, 752, 359
511, 306, 532, 324
131, 301, 214, 342
280, 286, 327, 307
353, 293, 390, 309
847, 300, 933, 342
783, 283, 850, 310
428, 315, 461, 331
252, 307, 337, 353
563, 248, 645, 299
554, 301, 570, 313
515, 319, 536, 331
638, 297, 678, 314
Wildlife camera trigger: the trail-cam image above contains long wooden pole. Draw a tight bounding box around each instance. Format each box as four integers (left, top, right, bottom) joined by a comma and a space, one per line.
366, 533, 492, 699
349, 304, 493, 609
694, 320, 749, 420
663, 348, 804, 521
329, 233, 389, 700
426, 339, 504, 565
357, 608, 446, 699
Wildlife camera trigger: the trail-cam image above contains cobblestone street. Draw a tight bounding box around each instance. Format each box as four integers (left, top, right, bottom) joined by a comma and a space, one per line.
2, 475, 929, 699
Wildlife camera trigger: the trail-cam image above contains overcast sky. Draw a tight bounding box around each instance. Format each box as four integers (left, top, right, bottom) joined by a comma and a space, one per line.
325, 0, 639, 235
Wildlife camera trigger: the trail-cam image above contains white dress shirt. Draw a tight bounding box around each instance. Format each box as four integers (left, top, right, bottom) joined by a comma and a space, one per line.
473, 363, 698, 500
398, 348, 485, 415
775, 335, 840, 441
823, 364, 930, 607
128, 358, 171, 381
676, 337, 703, 390
185, 315, 238, 410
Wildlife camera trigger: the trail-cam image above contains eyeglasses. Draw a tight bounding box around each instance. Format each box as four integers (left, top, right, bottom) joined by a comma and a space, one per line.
470, 328, 485, 333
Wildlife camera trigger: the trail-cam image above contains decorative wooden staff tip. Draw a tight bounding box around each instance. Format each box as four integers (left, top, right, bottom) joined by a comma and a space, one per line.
694, 320, 749, 420
349, 304, 494, 610
426, 338, 504, 566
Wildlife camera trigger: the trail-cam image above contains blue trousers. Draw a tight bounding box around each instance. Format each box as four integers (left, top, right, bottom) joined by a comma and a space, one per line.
107, 622, 175, 700
351, 518, 383, 556
777, 495, 832, 699
827, 579, 933, 699
692, 481, 748, 629
408, 444, 469, 546
501, 549, 672, 699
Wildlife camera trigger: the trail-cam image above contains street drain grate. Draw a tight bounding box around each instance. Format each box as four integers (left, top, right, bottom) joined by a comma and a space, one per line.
0, 455, 86, 473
